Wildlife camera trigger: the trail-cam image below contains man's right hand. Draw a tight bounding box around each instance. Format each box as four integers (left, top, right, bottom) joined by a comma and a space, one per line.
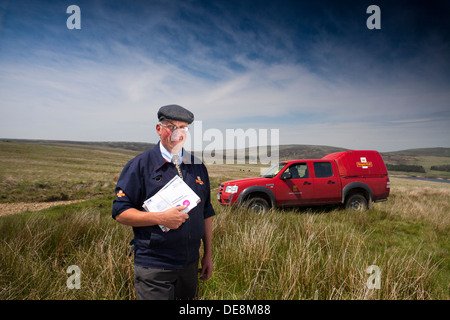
159, 205, 189, 229
115, 206, 189, 228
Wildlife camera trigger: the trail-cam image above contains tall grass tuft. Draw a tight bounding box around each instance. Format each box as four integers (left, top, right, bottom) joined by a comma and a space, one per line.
0, 202, 135, 299
200, 205, 441, 299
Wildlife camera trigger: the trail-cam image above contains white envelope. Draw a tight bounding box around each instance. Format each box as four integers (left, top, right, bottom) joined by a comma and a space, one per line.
142, 175, 201, 232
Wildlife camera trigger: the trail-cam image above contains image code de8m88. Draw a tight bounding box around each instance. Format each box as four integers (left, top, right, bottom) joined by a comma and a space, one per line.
223, 304, 271, 315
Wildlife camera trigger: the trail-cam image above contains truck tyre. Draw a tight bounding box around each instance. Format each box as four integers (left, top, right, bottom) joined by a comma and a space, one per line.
345, 193, 368, 211
245, 197, 270, 214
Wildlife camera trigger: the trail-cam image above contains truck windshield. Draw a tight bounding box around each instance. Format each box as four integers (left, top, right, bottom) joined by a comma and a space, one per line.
261, 163, 287, 178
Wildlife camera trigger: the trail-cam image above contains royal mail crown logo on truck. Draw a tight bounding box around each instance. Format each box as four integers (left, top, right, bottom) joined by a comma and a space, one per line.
217, 150, 390, 213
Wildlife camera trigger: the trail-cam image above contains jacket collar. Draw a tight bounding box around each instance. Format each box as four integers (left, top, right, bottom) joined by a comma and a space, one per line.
152, 141, 184, 170
159, 141, 183, 163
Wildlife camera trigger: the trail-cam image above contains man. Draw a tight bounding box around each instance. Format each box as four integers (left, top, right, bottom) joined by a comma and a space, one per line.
112, 104, 215, 300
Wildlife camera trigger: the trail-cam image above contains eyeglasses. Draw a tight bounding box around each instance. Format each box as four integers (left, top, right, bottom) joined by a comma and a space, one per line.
159, 122, 189, 133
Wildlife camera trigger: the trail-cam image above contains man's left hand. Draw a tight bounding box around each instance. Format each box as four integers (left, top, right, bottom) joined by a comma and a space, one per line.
199, 255, 214, 281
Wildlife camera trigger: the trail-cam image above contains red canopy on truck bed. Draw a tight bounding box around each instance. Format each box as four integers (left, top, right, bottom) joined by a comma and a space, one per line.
322, 150, 388, 177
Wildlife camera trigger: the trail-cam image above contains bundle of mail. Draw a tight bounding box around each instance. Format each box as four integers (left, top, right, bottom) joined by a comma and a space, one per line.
143, 175, 201, 232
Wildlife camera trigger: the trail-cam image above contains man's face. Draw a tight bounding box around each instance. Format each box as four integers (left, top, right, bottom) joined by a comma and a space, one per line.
156, 120, 189, 154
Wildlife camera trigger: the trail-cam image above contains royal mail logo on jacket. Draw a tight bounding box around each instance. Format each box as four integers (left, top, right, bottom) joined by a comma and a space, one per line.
195, 176, 204, 185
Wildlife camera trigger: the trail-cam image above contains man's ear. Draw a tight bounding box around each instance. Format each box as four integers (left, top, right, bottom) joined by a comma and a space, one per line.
156, 123, 162, 136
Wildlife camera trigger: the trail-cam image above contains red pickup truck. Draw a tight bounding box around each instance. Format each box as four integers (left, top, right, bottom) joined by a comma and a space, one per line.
217, 150, 390, 213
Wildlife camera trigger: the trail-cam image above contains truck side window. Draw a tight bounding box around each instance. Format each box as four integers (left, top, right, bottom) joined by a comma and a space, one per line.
286, 163, 309, 179
314, 162, 333, 178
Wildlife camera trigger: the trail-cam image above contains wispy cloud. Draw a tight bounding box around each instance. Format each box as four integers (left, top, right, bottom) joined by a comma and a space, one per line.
0, 0, 449, 152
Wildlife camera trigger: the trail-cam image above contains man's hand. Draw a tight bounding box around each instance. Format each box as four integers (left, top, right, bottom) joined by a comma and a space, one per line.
158, 205, 189, 229
115, 206, 188, 228
199, 254, 214, 281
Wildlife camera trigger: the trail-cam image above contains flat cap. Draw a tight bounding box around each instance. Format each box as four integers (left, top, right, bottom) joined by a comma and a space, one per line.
157, 104, 194, 124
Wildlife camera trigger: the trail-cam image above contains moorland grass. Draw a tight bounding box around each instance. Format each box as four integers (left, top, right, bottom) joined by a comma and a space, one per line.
0, 178, 448, 300
0, 142, 448, 299
0, 142, 135, 203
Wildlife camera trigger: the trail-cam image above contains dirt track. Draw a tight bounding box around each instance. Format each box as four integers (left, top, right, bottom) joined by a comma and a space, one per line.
0, 200, 86, 217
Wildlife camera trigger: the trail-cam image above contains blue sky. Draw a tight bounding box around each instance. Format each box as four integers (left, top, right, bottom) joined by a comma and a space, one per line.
0, 0, 449, 152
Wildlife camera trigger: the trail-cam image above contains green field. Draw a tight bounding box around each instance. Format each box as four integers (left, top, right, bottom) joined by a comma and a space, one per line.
0, 141, 136, 203
0, 141, 449, 299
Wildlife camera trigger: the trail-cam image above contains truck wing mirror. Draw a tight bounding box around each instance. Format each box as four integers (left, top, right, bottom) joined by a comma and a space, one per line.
280, 171, 292, 180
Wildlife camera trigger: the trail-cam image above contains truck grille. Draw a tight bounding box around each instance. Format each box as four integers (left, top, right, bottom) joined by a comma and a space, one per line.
217, 184, 224, 202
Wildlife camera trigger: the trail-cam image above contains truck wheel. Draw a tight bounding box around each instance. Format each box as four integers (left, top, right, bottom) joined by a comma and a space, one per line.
246, 197, 270, 214
345, 194, 368, 211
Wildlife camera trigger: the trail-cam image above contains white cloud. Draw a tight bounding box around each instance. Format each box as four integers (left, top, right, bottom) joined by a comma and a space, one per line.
1, 45, 449, 151
0, 0, 449, 152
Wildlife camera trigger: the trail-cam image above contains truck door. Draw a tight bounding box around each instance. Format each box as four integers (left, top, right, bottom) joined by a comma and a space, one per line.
312, 161, 341, 203
276, 162, 314, 206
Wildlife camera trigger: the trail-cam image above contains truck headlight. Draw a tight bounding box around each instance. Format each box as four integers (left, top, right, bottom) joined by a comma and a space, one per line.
225, 185, 239, 194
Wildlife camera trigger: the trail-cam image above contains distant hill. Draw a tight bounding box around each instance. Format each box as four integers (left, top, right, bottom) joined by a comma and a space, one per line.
2, 138, 449, 161
380, 148, 450, 168
0, 139, 155, 152
277, 144, 347, 160
2, 139, 449, 181
383, 147, 450, 158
